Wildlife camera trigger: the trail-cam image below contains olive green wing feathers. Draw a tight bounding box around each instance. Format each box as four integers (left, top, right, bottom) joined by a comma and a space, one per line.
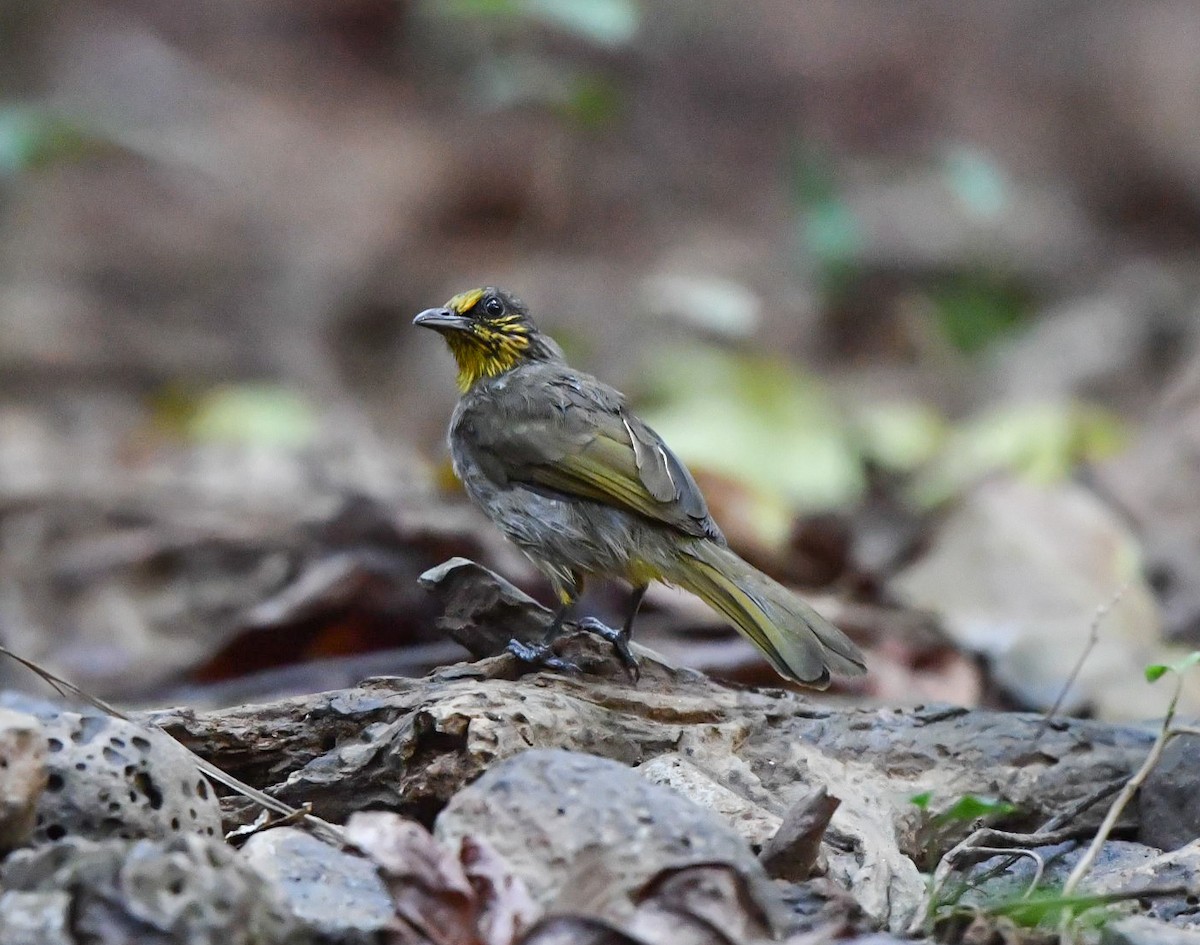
469, 369, 723, 541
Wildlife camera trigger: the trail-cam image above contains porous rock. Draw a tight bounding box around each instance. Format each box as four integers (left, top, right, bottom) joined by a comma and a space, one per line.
0, 890, 72, 945
434, 748, 784, 930
241, 826, 394, 944
0, 694, 221, 845
0, 707, 48, 851
0, 834, 308, 945
149, 563, 1159, 932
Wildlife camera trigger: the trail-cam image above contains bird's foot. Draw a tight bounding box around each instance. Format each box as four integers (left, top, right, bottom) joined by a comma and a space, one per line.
576, 617, 640, 682
504, 638, 580, 675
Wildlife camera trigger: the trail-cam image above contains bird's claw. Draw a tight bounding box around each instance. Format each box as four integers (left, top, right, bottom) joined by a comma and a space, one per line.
505, 639, 580, 675
576, 617, 640, 682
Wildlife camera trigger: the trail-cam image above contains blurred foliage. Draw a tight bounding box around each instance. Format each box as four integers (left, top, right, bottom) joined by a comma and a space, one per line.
633, 340, 1126, 538
639, 343, 864, 519
0, 106, 97, 176
472, 57, 623, 127
642, 274, 762, 339
791, 144, 1035, 356
420, 0, 636, 127
943, 147, 1010, 222
790, 145, 862, 298
153, 384, 319, 448
914, 401, 1127, 507
431, 0, 640, 48
927, 270, 1032, 355
853, 402, 948, 474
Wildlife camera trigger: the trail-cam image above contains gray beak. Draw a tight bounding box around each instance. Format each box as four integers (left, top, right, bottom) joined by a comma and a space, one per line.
413, 307, 472, 331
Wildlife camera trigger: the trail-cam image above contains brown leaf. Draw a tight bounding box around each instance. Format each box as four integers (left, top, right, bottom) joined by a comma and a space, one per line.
632, 864, 773, 945
346, 811, 479, 945
461, 835, 540, 945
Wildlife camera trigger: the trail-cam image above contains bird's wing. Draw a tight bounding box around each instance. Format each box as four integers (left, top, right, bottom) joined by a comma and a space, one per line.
469, 369, 722, 540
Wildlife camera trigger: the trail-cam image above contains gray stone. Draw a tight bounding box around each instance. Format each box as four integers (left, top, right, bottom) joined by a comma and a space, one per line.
0, 891, 72, 945
0, 693, 221, 845
1103, 916, 1200, 945
1139, 732, 1200, 852
241, 826, 394, 944
1, 834, 309, 945
434, 748, 784, 930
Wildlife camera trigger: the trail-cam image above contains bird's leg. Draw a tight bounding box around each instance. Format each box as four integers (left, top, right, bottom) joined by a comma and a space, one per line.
577, 583, 646, 681
505, 591, 582, 674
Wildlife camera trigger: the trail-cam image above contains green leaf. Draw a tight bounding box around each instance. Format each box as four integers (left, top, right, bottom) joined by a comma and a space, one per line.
909, 790, 933, 809
989, 891, 1112, 927
1146, 652, 1200, 683
935, 794, 1016, 825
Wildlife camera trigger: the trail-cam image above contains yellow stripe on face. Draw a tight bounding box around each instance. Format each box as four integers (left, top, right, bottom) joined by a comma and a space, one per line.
446, 288, 485, 315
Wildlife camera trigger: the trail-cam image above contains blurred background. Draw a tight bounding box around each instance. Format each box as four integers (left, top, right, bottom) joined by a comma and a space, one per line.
2, 0, 1200, 719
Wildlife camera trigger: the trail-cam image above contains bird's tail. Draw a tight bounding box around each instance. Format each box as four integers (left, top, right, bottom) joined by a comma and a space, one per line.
663, 541, 866, 688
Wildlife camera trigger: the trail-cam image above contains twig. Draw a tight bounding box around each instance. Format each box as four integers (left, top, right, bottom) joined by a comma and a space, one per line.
910, 778, 1126, 936
0, 644, 346, 847
1061, 672, 1186, 898
1036, 583, 1128, 739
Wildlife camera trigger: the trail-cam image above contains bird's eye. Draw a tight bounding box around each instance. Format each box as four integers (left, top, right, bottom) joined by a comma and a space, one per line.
484, 297, 504, 317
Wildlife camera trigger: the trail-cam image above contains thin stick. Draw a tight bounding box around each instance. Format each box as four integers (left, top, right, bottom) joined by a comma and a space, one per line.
1061, 673, 1184, 897
0, 644, 346, 846
1036, 583, 1128, 739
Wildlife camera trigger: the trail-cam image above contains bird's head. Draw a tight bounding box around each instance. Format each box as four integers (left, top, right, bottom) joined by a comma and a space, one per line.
414, 287, 556, 391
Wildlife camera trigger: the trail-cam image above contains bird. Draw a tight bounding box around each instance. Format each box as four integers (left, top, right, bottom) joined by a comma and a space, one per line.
413, 287, 867, 688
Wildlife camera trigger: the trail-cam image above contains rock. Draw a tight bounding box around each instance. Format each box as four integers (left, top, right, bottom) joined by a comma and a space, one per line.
418, 557, 554, 658
0, 834, 309, 945
758, 785, 840, 881
241, 827, 394, 944
961, 840, 1160, 907
0, 694, 221, 845
0, 708, 48, 851
636, 753, 781, 849
434, 748, 784, 932
1103, 916, 1200, 945
149, 578, 1157, 934
0, 890, 72, 945
891, 478, 1166, 719
963, 839, 1200, 930
1139, 732, 1200, 851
